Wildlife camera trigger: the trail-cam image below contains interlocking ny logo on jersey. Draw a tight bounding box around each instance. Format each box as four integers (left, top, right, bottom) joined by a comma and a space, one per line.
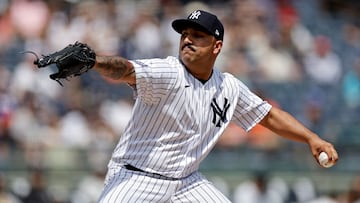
189, 10, 201, 19
211, 98, 230, 127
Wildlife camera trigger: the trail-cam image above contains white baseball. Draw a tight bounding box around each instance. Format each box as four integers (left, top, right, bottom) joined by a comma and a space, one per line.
318, 152, 333, 168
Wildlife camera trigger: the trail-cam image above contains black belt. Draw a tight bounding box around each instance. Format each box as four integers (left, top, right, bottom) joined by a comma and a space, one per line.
124, 164, 180, 181
124, 164, 145, 172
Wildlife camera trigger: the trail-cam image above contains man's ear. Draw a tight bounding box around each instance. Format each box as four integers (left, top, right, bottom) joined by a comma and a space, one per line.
213, 40, 223, 54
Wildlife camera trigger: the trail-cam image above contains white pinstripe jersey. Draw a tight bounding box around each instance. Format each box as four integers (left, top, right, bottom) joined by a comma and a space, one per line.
108, 56, 272, 178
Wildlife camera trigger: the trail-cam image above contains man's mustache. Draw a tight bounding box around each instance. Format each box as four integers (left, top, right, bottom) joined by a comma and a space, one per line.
182, 44, 196, 51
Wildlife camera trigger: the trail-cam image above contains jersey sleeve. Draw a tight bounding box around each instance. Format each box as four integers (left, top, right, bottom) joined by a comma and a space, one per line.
232, 81, 272, 132
129, 57, 179, 104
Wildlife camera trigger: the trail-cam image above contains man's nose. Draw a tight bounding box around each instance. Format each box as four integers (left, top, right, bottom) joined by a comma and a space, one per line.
183, 35, 192, 44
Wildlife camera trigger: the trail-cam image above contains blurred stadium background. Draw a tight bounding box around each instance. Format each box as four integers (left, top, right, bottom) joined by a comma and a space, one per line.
1, 0, 360, 202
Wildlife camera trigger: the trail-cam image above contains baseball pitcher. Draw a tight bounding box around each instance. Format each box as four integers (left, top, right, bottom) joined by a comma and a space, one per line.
33, 10, 338, 203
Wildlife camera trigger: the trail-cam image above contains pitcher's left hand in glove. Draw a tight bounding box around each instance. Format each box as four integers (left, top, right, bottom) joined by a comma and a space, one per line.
33, 42, 96, 86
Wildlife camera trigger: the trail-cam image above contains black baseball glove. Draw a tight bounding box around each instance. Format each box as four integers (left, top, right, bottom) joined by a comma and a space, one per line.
33, 42, 96, 86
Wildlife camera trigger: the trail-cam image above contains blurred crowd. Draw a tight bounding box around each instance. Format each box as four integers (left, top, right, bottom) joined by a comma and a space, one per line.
1, 0, 360, 202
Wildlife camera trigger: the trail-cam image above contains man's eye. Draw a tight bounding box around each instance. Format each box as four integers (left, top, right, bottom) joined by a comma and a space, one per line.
193, 33, 202, 38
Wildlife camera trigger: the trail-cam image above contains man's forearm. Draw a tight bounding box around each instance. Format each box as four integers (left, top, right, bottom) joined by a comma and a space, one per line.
260, 107, 318, 143
94, 55, 135, 83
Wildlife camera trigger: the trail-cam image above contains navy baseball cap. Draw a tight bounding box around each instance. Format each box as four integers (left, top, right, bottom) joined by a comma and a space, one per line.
172, 10, 224, 41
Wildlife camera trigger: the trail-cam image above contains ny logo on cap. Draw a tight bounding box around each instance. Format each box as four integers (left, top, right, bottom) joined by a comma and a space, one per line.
189, 10, 201, 20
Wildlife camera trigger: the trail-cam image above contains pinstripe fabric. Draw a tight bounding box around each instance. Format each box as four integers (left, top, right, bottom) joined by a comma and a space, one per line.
98, 167, 176, 202
100, 56, 271, 202
98, 166, 231, 203
171, 172, 231, 203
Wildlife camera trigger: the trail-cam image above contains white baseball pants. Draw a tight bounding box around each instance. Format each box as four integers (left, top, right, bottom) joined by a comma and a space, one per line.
98, 166, 231, 203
